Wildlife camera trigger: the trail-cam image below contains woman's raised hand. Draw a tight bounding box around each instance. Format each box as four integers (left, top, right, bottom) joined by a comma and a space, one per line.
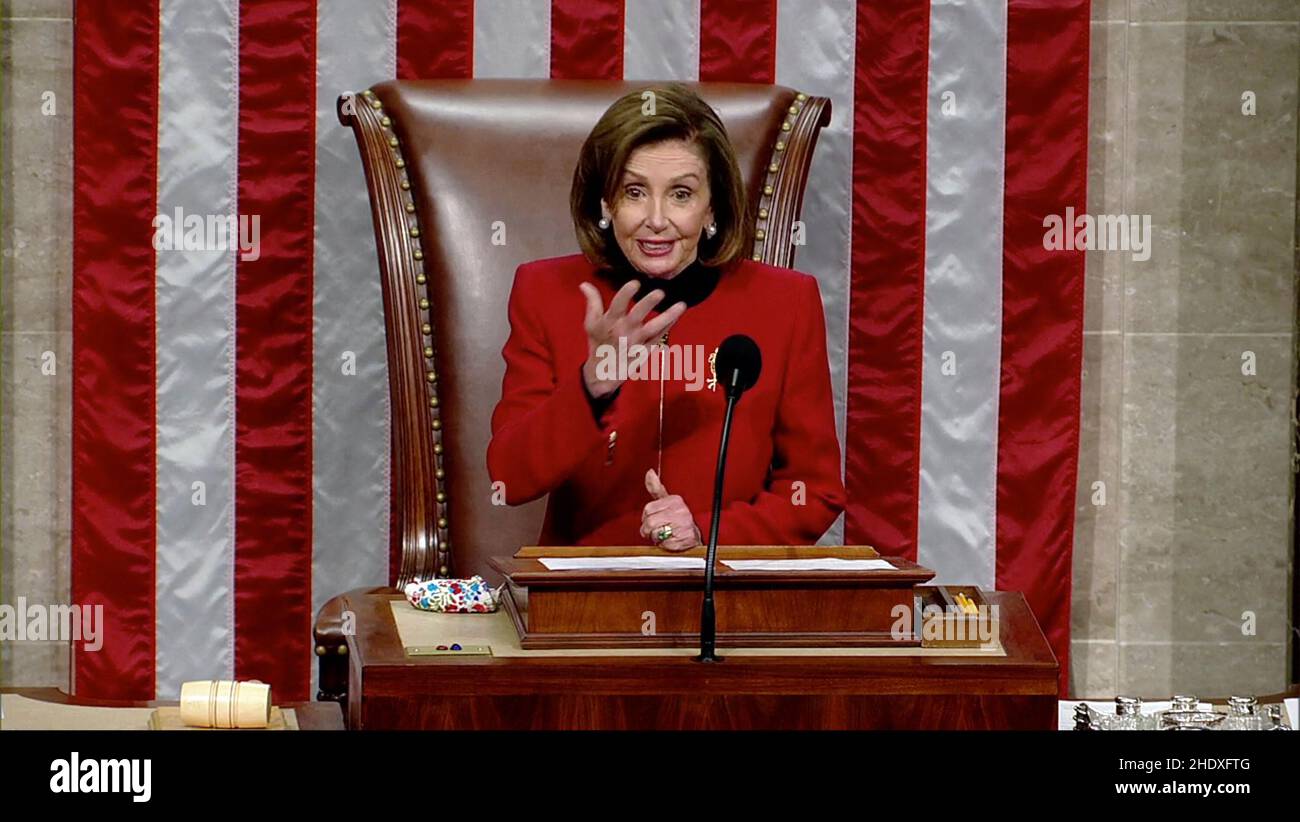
577, 280, 686, 398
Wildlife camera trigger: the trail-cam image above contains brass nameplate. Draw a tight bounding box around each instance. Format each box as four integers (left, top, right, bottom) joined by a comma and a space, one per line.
405, 645, 493, 656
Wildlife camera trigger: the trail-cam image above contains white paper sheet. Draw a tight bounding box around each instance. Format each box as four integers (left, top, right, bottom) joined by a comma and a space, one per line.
538, 557, 705, 571
721, 558, 895, 571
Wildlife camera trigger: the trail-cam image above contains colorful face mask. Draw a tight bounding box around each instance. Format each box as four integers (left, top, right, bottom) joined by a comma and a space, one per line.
403, 576, 501, 613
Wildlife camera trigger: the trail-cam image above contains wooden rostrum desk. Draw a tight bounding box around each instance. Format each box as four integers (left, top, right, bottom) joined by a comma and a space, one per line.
339, 547, 1059, 729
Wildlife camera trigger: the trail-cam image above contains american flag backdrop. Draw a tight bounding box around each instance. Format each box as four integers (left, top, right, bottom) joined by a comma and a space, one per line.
71, 0, 1089, 701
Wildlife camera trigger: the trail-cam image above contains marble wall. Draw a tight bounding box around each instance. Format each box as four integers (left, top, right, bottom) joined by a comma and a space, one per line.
1073, 0, 1298, 697
1, 0, 73, 688
0, 0, 1295, 697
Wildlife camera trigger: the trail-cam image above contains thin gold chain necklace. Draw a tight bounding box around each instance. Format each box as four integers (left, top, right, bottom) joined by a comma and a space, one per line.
657, 329, 668, 480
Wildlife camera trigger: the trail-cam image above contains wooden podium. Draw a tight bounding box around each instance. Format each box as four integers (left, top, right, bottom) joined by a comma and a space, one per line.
336, 546, 1059, 730
491, 545, 936, 649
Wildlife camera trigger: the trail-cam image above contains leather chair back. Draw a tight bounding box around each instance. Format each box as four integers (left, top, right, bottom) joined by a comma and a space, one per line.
341, 79, 830, 585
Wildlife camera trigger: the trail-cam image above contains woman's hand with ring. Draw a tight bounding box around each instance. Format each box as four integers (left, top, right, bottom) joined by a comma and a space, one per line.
640, 469, 703, 553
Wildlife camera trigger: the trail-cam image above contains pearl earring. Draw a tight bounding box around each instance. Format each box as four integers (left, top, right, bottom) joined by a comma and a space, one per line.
705, 223, 718, 239
598, 216, 610, 229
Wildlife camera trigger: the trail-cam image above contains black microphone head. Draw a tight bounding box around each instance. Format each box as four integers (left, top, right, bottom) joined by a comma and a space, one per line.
715, 334, 761, 397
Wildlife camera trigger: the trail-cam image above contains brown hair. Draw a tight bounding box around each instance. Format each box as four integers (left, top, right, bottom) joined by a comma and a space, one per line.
570, 83, 751, 270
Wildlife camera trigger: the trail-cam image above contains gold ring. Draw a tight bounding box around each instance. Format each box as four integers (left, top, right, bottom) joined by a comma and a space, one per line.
655, 524, 673, 543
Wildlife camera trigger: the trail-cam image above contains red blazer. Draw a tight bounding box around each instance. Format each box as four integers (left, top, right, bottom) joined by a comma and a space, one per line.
486, 253, 845, 546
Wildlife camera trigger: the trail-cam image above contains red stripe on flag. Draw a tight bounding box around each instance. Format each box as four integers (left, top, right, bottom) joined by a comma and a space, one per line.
71, 0, 160, 700
396, 0, 474, 79
996, 0, 1090, 697
699, 0, 777, 83
550, 0, 624, 79
844, 0, 929, 559
234, 0, 317, 701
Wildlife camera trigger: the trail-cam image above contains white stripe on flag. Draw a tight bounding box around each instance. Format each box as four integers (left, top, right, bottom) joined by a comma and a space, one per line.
917, 0, 1008, 587
311, 0, 398, 700
624, 0, 700, 81
155, 0, 239, 698
775, 0, 855, 546
474, 0, 551, 78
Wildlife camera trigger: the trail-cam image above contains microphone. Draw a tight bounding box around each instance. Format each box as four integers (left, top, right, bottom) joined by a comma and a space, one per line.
714, 334, 762, 399
696, 334, 762, 663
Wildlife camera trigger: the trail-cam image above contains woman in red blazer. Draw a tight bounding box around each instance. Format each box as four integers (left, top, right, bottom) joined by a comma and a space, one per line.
486, 84, 844, 551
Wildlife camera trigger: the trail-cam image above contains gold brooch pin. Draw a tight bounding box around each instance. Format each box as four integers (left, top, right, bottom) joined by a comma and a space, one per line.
706, 346, 719, 392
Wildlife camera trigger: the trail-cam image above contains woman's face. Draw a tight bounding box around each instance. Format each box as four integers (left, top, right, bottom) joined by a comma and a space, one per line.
602, 139, 715, 279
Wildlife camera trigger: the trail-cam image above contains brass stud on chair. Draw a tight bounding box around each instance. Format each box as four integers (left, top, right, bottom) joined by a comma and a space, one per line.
435, 469, 444, 480
336, 645, 347, 656
315, 645, 326, 656
370, 100, 382, 110
438, 517, 448, 528
401, 180, 410, 190
436, 492, 446, 503
409, 225, 420, 238
416, 274, 426, 285
788, 104, 799, 115
430, 396, 439, 408
781, 121, 791, 132
421, 323, 432, 335
439, 566, 449, 576
388, 136, 399, 148
752, 253, 761, 261
413, 250, 423, 261
759, 208, 769, 219
405, 203, 415, 213
419, 298, 429, 310
763, 184, 773, 196
432, 419, 442, 431
380, 115, 391, 127
434, 444, 443, 455
426, 371, 437, 382
423, 346, 434, 358
796, 92, 807, 101
768, 162, 779, 173
775, 141, 785, 151
755, 229, 766, 241
395, 158, 405, 169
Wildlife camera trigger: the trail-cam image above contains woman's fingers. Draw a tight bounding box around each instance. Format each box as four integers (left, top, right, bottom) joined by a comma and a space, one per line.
641, 515, 677, 539
640, 490, 697, 552
626, 288, 666, 325
578, 282, 604, 333
665, 522, 700, 551
605, 280, 641, 320
639, 301, 687, 342
644, 468, 669, 499
642, 497, 678, 522
584, 283, 689, 385
642, 490, 683, 521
